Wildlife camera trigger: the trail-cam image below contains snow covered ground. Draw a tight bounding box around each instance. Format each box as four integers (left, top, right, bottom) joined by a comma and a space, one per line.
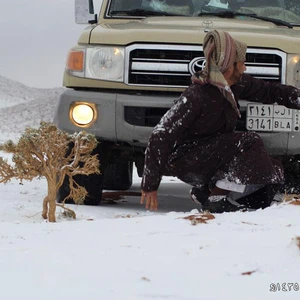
0, 75, 300, 300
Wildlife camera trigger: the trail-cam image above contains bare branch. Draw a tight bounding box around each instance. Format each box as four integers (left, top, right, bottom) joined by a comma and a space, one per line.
0, 157, 17, 183
0, 122, 100, 222
56, 203, 76, 219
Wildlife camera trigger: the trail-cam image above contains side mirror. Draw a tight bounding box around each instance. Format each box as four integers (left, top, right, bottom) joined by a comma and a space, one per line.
75, 0, 98, 24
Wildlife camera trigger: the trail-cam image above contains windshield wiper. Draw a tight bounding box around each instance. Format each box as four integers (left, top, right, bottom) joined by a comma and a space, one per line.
110, 9, 184, 17
198, 11, 293, 29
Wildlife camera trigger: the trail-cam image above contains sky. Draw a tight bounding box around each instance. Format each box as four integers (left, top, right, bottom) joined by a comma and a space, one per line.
0, 0, 101, 88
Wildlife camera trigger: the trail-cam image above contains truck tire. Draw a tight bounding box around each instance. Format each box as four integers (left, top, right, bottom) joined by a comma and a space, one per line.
103, 160, 133, 190
56, 141, 109, 206
57, 173, 104, 205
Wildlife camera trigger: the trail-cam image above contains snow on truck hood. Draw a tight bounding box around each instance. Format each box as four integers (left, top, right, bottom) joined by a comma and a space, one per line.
89, 17, 300, 52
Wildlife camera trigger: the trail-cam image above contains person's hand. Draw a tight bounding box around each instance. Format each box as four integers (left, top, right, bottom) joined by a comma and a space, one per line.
140, 190, 158, 210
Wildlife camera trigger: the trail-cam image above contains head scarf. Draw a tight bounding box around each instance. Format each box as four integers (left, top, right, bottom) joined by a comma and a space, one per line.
192, 30, 247, 117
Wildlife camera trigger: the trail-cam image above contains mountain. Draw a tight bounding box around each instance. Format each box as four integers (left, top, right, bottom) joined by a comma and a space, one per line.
0, 75, 65, 143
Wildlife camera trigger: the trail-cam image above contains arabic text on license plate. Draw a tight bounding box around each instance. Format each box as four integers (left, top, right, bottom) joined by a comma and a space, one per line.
246, 104, 300, 132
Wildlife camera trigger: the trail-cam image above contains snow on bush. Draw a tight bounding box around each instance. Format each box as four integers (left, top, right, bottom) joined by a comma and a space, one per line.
0, 121, 99, 222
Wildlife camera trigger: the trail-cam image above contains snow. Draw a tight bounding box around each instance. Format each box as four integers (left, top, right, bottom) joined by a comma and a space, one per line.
1, 75, 300, 300
0, 75, 64, 144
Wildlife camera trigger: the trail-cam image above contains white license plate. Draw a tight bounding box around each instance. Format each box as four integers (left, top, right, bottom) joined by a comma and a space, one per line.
246, 104, 300, 132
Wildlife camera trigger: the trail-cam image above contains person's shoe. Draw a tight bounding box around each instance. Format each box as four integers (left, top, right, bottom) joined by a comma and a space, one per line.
202, 195, 246, 213
189, 187, 209, 208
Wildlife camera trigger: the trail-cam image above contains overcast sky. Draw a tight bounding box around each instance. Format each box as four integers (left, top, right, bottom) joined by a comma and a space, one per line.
0, 0, 101, 88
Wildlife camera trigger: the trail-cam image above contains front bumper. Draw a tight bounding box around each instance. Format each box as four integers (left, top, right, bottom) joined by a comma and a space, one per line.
53, 89, 300, 155
53, 89, 175, 147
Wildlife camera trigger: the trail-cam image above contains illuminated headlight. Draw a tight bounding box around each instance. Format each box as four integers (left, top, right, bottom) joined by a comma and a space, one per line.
286, 54, 300, 88
70, 103, 97, 127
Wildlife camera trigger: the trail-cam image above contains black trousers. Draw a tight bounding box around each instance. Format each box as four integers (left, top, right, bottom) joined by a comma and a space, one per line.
235, 184, 281, 209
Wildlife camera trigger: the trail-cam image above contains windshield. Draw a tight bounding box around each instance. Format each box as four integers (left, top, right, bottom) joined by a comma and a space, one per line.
107, 0, 300, 25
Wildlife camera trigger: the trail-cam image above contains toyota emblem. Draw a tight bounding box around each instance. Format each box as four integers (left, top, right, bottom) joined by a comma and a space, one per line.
189, 57, 206, 75
202, 21, 213, 32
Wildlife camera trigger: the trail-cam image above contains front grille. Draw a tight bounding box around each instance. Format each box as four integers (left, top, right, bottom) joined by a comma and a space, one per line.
124, 106, 169, 127
245, 51, 283, 82
125, 44, 285, 87
124, 106, 249, 129
126, 45, 202, 87
124, 44, 286, 130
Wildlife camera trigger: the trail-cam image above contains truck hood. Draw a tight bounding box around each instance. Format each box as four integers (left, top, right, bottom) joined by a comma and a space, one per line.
87, 17, 300, 52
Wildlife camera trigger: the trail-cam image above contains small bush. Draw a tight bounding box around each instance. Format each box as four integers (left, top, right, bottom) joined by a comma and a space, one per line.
0, 122, 99, 222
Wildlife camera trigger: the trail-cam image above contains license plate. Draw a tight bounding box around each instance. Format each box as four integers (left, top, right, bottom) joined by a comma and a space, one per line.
246, 104, 300, 132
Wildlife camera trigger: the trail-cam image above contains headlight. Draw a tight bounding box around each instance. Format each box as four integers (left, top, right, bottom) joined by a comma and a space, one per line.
286, 54, 300, 88
70, 103, 97, 127
66, 46, 125, 82
86, 47, 124, 81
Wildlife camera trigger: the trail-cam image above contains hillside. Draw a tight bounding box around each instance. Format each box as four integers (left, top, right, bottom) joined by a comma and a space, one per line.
0, 75, 64, 143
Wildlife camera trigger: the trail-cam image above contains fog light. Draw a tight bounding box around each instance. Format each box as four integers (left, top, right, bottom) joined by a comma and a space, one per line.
71, 103, 95, 126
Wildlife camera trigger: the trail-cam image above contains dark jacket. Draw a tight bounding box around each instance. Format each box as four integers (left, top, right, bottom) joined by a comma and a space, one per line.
141, 74, 300, 191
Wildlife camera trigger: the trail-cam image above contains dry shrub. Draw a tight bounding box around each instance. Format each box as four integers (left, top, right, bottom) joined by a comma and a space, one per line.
114, 214, 133, 219
0, 122, 99, 222
290, 199, 300, 205
241, 270, 257, 276
183, 213, 215, 225
283, 193, 300, 205
293, 236, 300, 251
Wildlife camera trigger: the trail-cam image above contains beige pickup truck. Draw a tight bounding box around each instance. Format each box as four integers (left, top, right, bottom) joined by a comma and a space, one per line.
54, 0, 300, 204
